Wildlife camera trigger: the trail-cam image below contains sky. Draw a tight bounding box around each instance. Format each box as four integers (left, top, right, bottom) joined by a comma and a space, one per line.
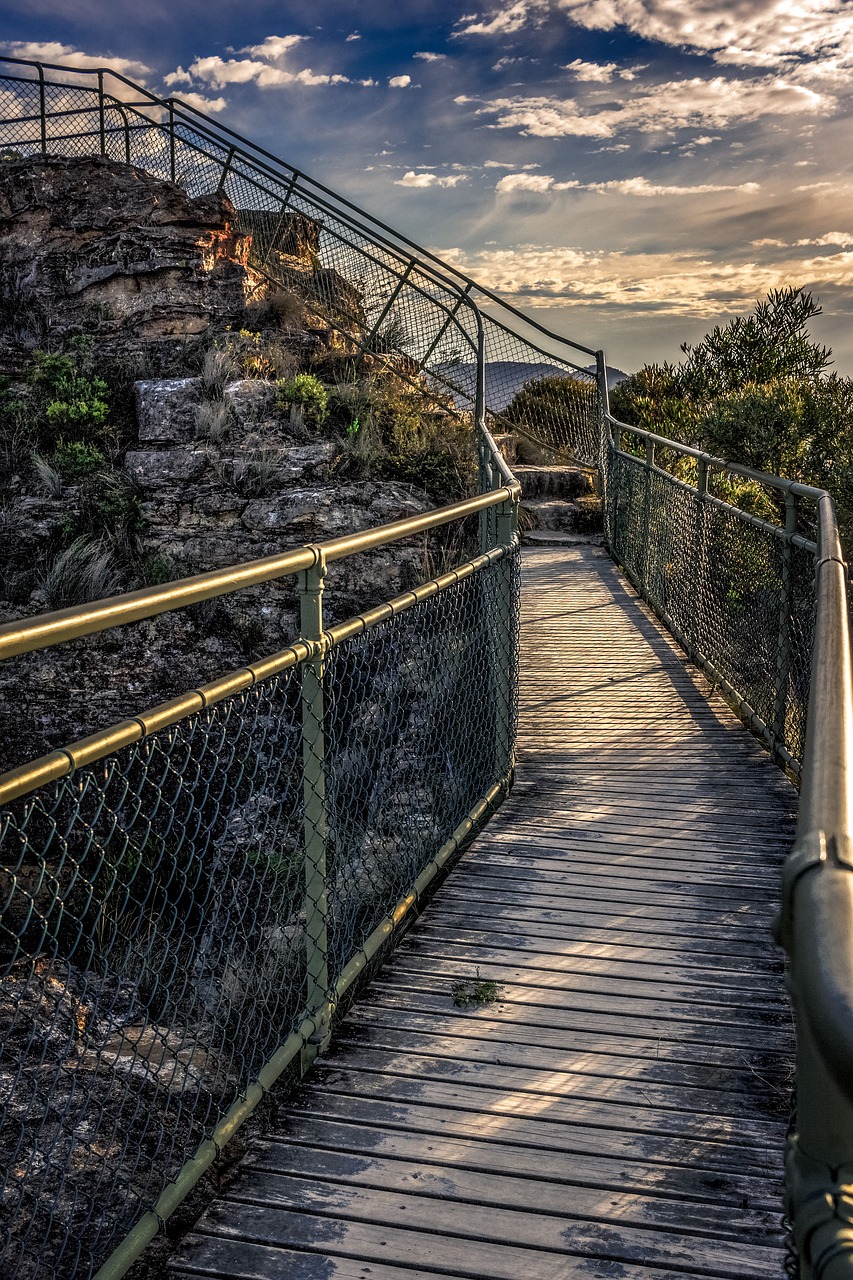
0, 0, 852, 375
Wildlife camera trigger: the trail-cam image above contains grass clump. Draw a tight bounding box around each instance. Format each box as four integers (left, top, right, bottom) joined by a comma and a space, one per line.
276, 372, 328, 427
450, 968, 502, 1008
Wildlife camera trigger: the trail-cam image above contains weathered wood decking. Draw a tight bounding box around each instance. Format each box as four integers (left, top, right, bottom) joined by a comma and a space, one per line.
171, 543, 797, 1280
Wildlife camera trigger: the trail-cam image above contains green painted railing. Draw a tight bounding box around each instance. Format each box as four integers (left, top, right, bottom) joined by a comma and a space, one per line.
1, 54, 852, 1280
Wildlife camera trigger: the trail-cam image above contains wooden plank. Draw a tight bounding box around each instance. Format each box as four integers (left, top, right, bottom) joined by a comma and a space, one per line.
363, 986, 792, 1052
332, 1023, 788, 1098
215, 1164, 783, 1278
248, 1140, 782, 1239
260, 1116, 781, 1211
395, 936, 786, 996
346, 1005, 791, 1076
172, 544, 796, 1280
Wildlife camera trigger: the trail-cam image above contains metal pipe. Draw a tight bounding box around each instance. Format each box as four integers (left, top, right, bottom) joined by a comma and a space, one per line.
92, 768, 512, 1280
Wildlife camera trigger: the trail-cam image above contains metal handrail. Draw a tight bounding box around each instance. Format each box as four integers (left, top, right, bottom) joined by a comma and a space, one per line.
604, 407, 853, 1276
3, 51, 853, 1280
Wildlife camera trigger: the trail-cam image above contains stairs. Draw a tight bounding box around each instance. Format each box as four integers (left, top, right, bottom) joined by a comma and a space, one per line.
494, 433, 603, 543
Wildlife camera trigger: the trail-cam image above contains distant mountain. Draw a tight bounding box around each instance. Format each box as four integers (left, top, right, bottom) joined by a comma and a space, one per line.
430, 360, 628, 413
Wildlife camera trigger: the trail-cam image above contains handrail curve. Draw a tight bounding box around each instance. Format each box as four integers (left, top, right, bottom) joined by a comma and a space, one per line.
0, 52, 852, 1280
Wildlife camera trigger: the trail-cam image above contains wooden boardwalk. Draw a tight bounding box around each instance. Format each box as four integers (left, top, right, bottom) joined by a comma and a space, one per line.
171, 543, 797, 1280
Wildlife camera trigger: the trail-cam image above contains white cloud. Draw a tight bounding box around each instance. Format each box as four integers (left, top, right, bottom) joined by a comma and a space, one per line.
496, 172, 760, 197
172, 34, 369, 92
693, 135, 721, 145
346, 33, 361, 42
583, 176, 761, 196
466, 75, 828, 138
389, 75, 414, 88
484, 160, 541, 169
564, 58, 617, 82
395, 171, 467, 188
0, 40, 151, 84
496, 172, 555, 192
453, 1, 549, 38
239, 36, 307, 60
796, 232, 853, 247
414, 51, 447, 61
556, 1, 853, 77
170, 89, 228, 114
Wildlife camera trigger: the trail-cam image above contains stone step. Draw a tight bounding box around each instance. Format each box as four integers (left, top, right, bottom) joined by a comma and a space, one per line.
522, 529, 605, 547
513, 464, 594, 500
521, 494, 602, 534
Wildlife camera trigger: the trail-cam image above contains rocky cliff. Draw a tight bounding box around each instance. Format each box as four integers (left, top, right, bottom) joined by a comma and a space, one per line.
0, 155, 464, 773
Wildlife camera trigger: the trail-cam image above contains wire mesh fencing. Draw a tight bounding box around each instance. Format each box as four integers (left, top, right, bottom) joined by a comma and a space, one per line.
606, 437, 817, 770
0, 535, 519, 1279
0, 58, 603, 470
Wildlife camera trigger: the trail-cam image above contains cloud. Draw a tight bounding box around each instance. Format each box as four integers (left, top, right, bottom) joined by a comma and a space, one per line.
346, 33, 361, 42
453, 1, 549, 38
239, 36, 307, 60
170, 89, 228, 114
414, 52, 447, 61
796, 232, 853, 247
564, 58, 617, 82
395, 171, 467, 188
496, 172, 555, 192
484, 160, 541, 169
436, 239, 853, 317
464, 75, 828, 138
389, 75, 414, 88
556, 0, 853, 77
171, 33, 370, 92
0, 40, 151, 83
496, 172, 761, 196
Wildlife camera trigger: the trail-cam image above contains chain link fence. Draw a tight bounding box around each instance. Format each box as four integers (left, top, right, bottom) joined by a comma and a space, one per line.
605, 433, 817, 770
0, 535, 519, 1278
0, 59, 602, 467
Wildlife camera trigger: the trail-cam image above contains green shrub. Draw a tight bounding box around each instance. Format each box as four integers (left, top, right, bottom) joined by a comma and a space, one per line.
29, 337, 110, 444
53, 439, 107, 480
275, 373, 328, 426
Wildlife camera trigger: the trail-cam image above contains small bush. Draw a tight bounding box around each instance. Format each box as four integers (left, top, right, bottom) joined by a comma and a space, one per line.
53, 439, 107, 481
233, 449, 282, 497
30, 454, 64, 497
275, 373, 328, 426
29, 337, 110, 444
202, 346, 238, 400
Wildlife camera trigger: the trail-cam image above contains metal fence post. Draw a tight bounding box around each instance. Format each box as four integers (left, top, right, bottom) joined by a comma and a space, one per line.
97, 71, 106, 156
298, 548, 332, 1072
37, 63, 47, 153
168, 102, 176, 183
641, 438, 655, 588
494, 490, 519, 773
772, 491, 798, 758
688, 457, 709, 660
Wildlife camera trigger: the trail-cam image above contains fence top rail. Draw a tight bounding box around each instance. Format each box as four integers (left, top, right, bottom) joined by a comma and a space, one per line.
0, 54, 599, 364
607, 412, 829, 504
0, 484, 518, 664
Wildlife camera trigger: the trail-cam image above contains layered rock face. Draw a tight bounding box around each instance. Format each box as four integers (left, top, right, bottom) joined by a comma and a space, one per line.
0, 154, 259, 351
0, 154, 444, 771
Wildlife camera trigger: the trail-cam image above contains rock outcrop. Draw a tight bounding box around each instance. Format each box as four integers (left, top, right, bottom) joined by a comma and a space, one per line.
0, 154, 261, 354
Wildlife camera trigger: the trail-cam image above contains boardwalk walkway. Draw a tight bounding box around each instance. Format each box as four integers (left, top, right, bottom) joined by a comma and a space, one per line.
171, 543, 797, 1280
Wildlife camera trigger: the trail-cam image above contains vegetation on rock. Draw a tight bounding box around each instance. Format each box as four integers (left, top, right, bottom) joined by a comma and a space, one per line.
610, 286, 853, 544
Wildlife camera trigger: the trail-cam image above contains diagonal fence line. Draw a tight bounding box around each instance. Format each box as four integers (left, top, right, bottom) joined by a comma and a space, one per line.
0, 54, 852, 1280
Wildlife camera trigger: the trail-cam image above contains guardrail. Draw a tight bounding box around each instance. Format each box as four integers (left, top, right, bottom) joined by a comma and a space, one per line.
601, 401, 853, 1277
2, 51, 853, 1280
0, 417, 521, 1278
